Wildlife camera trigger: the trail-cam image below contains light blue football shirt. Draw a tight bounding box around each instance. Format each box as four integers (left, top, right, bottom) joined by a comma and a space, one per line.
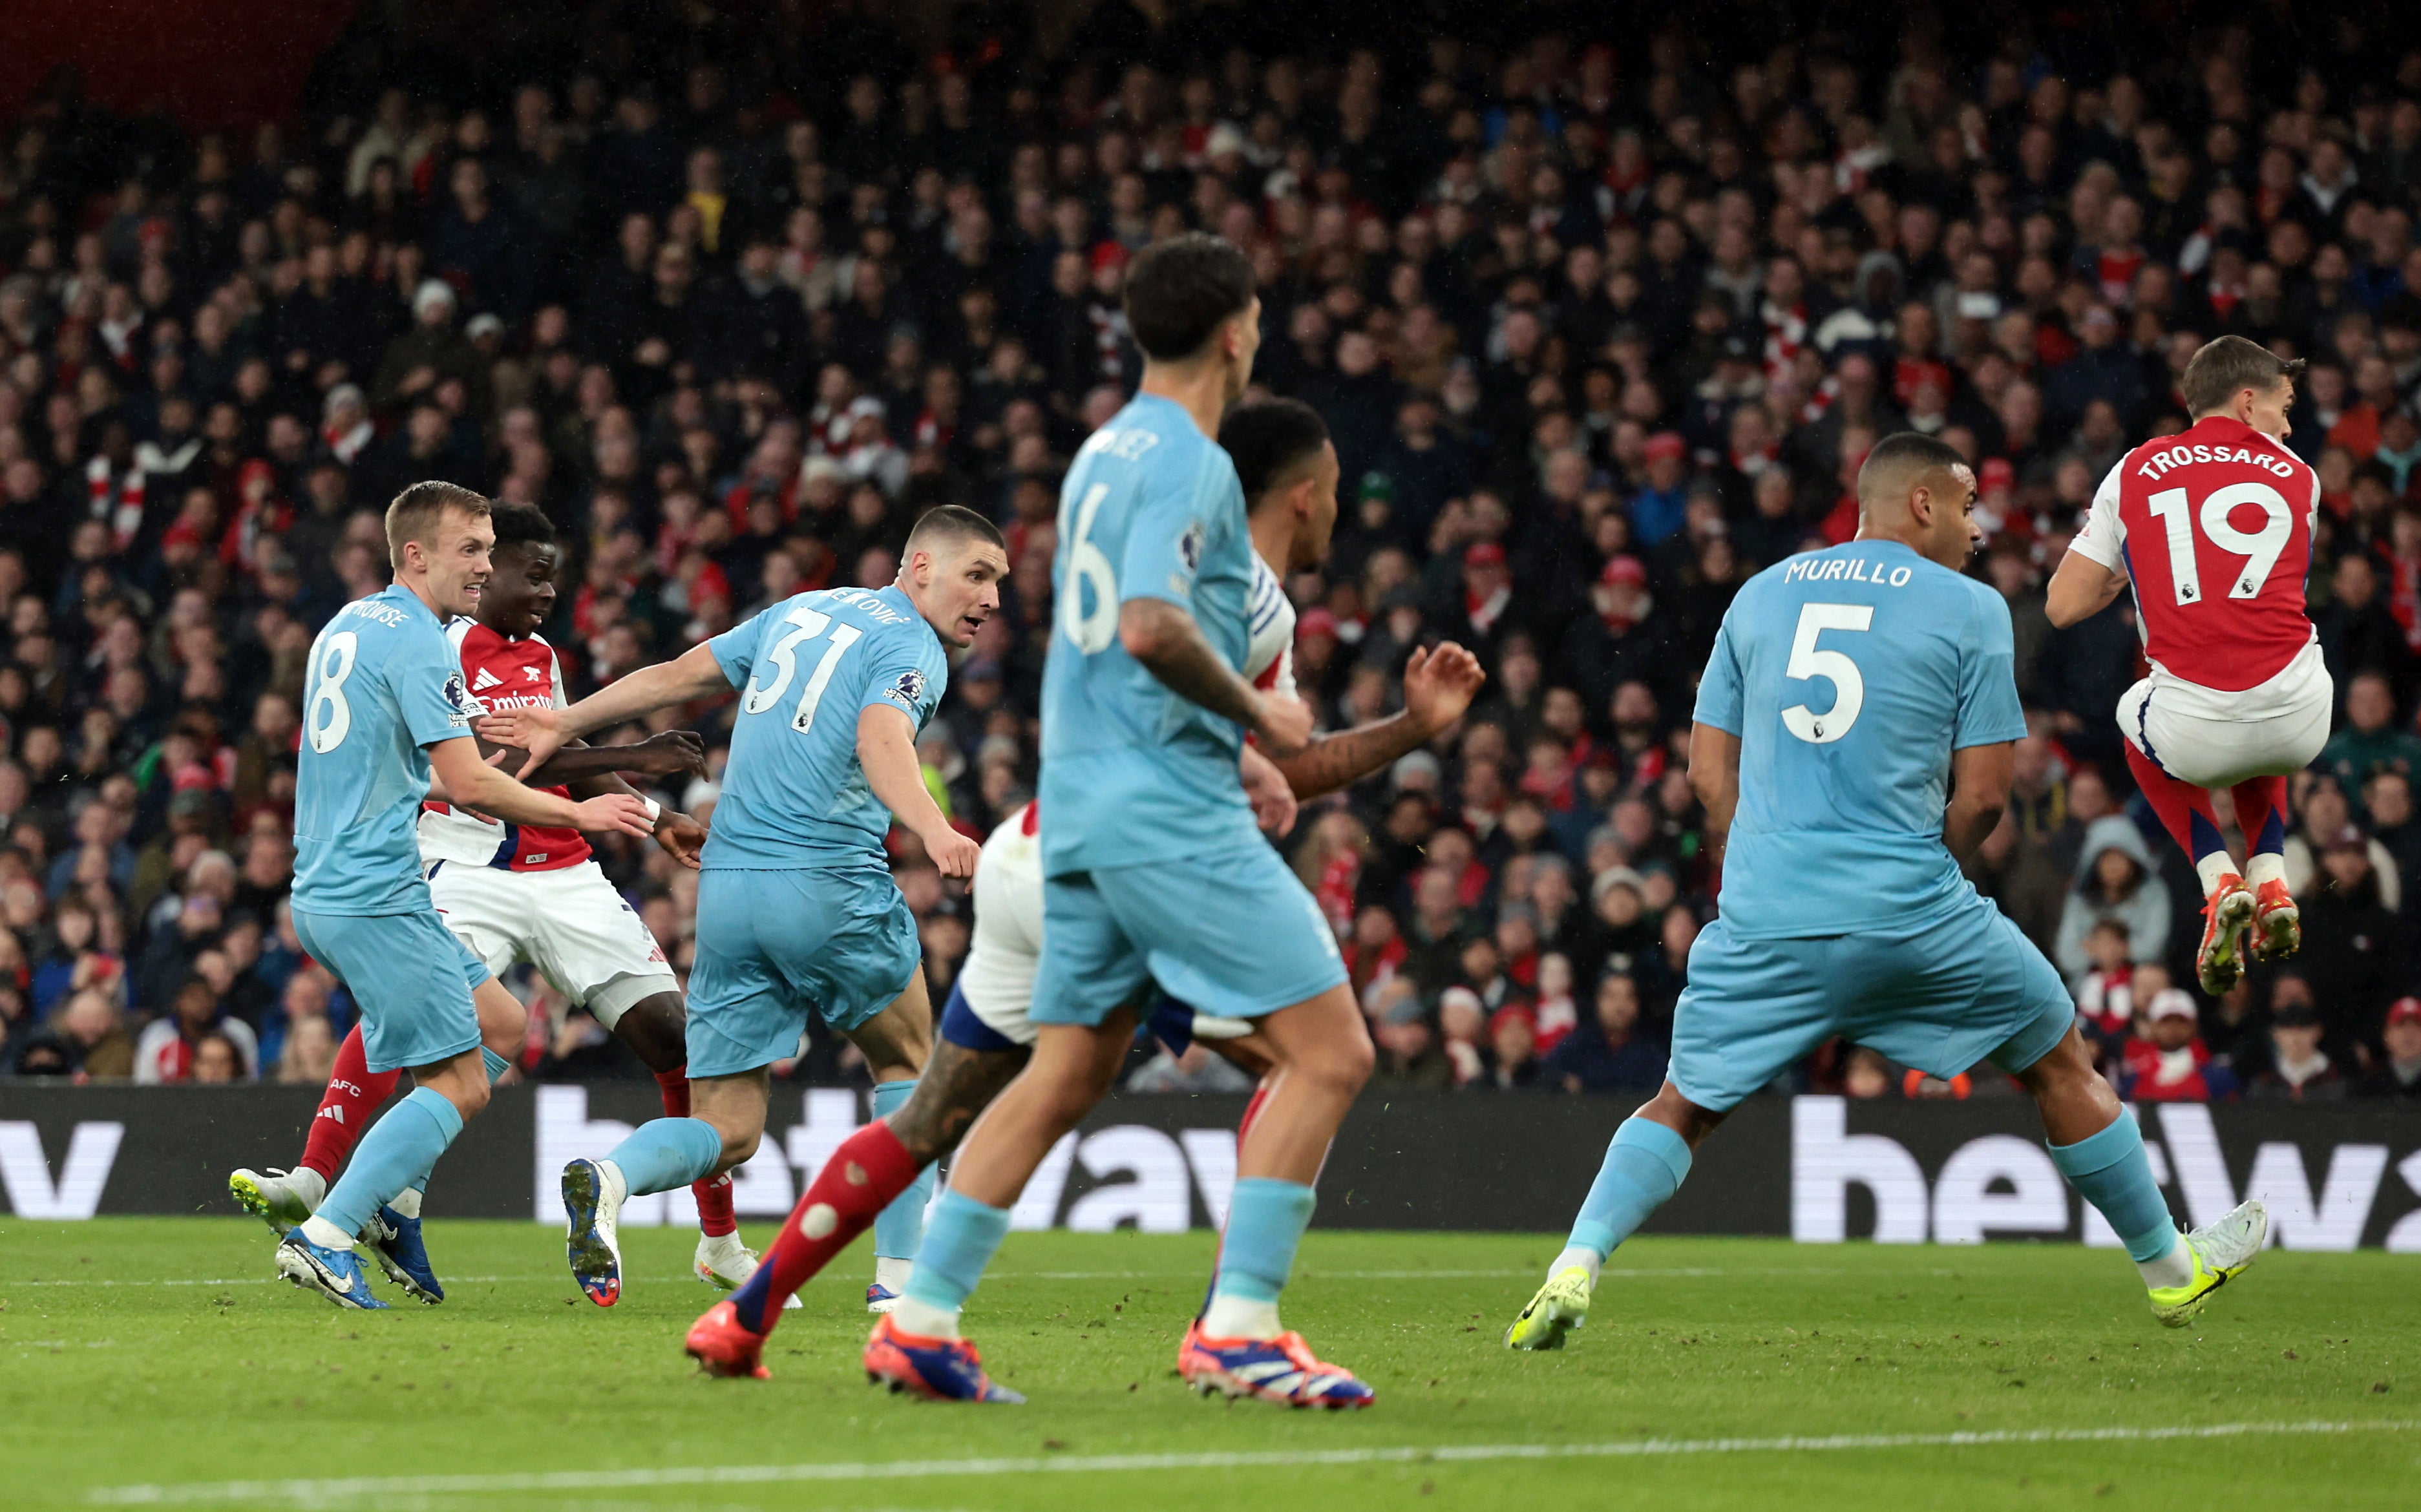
1694, 539, 2028, 940
1039, 392, 1261, 877
293, 583, 479, 914
704, 583, 949, 870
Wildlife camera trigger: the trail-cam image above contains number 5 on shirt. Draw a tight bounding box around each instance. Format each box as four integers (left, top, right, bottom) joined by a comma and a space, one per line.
1781, 602, 1874, 745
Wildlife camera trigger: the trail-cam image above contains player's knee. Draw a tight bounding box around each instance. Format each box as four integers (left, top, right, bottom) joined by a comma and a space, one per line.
715, 1124, 763, 1170
1318, 1024, 1376, 1093
448, 1074, 492, 1122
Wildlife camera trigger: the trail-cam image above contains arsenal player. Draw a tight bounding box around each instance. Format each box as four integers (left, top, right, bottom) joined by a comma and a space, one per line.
2047, 337, 2330, 994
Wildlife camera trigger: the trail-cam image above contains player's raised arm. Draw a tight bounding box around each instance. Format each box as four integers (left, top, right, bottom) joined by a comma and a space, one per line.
1267, 642, 1486, 799
481, 640, 729, 774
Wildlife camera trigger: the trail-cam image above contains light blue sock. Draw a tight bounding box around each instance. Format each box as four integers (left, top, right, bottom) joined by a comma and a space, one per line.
1212, 1178, 1317, 1302
603, 1117, 724, 1196
869, 1080, 935, 1261
317, 1089, 463, 1239
1567, 1117, 1693, 1261
900, 1189, 1012, 1313
2049, 1113, 2178, 1263
481, 1047, 510, 1083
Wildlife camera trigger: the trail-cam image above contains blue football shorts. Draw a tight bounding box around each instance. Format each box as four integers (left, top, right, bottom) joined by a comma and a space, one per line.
291, 906, 492, 1074
1030, 841, 1348, 1029
1667, 891, 2074, 1112
685, 866, 920, 1078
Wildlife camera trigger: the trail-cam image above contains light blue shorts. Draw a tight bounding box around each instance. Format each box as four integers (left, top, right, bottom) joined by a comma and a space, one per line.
1031, 842, 1348, 1029
291, 907, 493, 1074
1669, 892, 2073, 1113
686, 867, 920, 1078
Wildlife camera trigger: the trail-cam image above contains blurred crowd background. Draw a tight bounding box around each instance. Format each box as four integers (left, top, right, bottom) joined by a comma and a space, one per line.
6, 0, 2421, 1104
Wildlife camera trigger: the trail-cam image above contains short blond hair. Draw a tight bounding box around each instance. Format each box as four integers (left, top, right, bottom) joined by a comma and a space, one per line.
385, 481, 491, 572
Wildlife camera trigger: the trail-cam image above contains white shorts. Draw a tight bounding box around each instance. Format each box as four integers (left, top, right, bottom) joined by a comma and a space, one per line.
426, 858, 678, 1028
950, 806, 1252, 1048
2119, 640, 2333, 790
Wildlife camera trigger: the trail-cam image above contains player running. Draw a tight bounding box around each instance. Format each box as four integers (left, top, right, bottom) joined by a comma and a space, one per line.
1503, 434, 2268, 1352
2046, 336, 2328, 994
229, 503, 777, 1300
272, 481, 655, 1308
480, 506, 1007, 1310
834, 234, 1377, 1409
682, 397, 1482, 1381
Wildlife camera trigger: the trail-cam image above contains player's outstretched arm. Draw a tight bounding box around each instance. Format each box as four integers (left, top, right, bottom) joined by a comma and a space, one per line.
1943, 740, 2016, 863
427, 736, 654, 839
2044, 549, 2128, 627
480, 642, 730, 775
514, 731, 708, 788
1269, 642, 1486, 800
858, 703, 981, 878
1687, 722, 1742, 863
1119, 598, 1312, 755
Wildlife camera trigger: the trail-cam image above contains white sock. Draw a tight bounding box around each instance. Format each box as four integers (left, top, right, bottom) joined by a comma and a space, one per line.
2247, 852, 2286, 887
288, 1167, 327, 1209
598, 1159, 629, 1207
1201, 1292, 1282, 1341
891, 1297, 958, 1338
2137, 1235, 2194, 1290
2194, 853, 2239, 894
301, 1215, 354, 1250
875, 1256, 913, 1292
389, 1188, 423, 1220
1550, 1245, 1603, 1285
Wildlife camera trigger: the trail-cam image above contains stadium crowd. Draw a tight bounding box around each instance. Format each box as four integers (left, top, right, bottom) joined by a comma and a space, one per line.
5, 3, 2421, 1105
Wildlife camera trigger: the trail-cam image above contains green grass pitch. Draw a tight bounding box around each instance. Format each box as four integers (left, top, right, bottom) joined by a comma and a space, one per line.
1, 1219, 2412, 1510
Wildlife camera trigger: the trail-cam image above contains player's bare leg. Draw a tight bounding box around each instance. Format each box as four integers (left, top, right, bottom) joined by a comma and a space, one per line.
2013, 1025, 2265, 1325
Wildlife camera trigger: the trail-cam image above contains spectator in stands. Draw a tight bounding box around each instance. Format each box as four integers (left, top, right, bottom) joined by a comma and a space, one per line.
2250, 1002, 2347, 1102
1545, 971, 1665, 1094
2121, 988, 2228, 1103
2321, 671, 2421, 806
2356, 998, 2421, 1097
273, 1012, 337, 1087
2299, 826, 2406, 1066
2053, 815, 2171, 987
132, 976, 257, 1084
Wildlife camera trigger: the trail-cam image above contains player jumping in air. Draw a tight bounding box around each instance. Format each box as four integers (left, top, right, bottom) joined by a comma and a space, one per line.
479, 506, 1008, 1310
834, 235, 1378, 1409
2046, 336, 2329, 994
1504, 434, 2267, 1352
272, 482, 656, 1308
681, 397, 1482, 1382
228, 502, 781, 1301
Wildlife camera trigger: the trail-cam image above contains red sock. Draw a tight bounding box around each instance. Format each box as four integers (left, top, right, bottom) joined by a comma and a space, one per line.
2123, 742, 2228, 872
299, 1025, 402, 1182
2229, 775, 2289, 868
657, 1069, 737, 1238
730, 1120, 920, 1334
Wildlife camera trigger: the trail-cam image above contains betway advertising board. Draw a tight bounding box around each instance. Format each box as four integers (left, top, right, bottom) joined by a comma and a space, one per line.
1, 1086, 2416, 1250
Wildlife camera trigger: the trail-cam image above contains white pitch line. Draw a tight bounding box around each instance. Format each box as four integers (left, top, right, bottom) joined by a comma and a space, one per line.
84, 1418, 2421, 1505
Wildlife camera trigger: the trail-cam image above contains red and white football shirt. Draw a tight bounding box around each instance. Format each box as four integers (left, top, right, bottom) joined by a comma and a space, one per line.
2071, 415, 2320, 693
1245, 553, 1297, 697
418, 620, 591, 871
